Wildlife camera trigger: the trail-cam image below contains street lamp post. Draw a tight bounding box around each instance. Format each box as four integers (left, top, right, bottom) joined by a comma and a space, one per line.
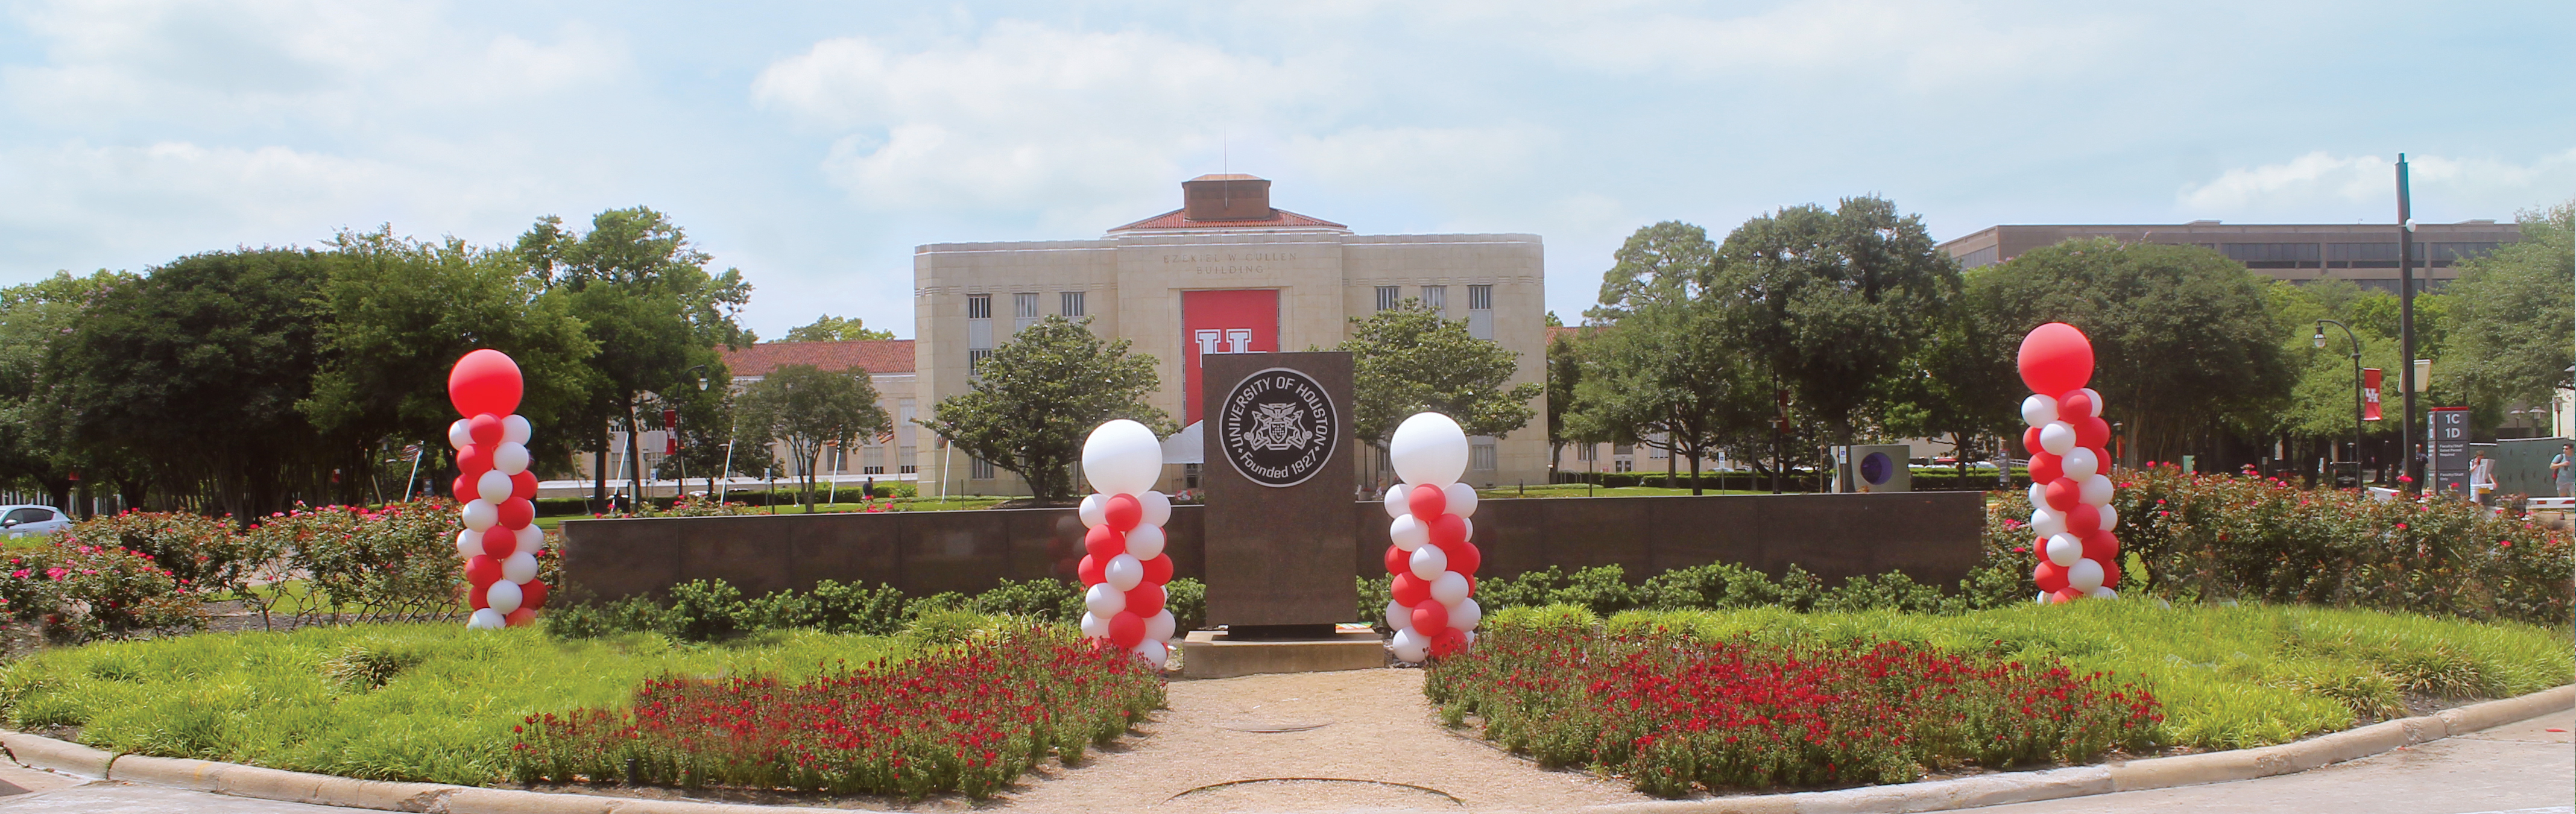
2316, 320, 2364, 485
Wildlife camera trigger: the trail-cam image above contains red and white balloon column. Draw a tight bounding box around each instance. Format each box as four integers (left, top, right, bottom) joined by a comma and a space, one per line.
1075, 420, 1178, 669
2018, 323, 2120, 604
448, 349, 548, 629
1381, 412, 1482, 663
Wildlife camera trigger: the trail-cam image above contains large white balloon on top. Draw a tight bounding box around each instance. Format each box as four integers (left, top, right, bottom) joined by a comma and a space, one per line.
1082, 420, 1164, 496
1389, 412, 1470, 486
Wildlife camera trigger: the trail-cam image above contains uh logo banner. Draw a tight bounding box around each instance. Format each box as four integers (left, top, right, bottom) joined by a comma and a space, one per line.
1181, 289, 1280, 426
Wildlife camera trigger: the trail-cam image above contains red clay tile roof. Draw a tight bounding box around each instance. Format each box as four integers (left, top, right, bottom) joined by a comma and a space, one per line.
722, 340, 915, 378
1106, 207, 1348, 233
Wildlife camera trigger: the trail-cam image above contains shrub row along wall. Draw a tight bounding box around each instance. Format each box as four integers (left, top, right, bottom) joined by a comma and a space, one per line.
558, 492, 1982, 605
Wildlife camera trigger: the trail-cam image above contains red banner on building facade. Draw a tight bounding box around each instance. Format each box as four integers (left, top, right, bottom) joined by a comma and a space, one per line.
1179, 289, 1280, 426
2362, 368, 2382, 421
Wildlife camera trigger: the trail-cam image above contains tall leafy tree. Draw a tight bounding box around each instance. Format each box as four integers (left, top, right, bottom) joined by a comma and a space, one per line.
1544, 329, 1583, 472
1571, 299, 1769, 494
1337, 304, 1544, 450
516, 207, 753, 508
2440, 200, 2573, 427
783, 315, 898, 342
1588, 220, 1718, 323
919, 317, 1168, 503
0, 271, 127, 509
735, 365, 891, 512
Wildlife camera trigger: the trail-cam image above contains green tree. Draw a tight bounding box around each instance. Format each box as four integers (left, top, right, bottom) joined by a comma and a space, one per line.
783, 315, 897, 342
516, 207, 753, 510
1972, 239, 2291, 465
1337, 304, 1544, 450
1571, 299, 1769, 494
0, 272, 126, 510
1544, 329, 1583, 472
1708, 197, 1960, 448
2440, 201, 2573, 427
918, 317, 1169, 503
1588, 220, 1718, 323
736, 365, 891, 512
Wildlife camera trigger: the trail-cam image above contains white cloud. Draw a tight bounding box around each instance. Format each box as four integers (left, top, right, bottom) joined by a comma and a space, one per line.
2179, 149, 2576, 220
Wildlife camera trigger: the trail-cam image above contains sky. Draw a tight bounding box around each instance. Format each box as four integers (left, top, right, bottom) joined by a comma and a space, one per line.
2, 0, 2569, 339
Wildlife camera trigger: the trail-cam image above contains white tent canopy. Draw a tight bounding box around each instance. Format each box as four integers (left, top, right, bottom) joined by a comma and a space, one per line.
1162, 421, 1204, 464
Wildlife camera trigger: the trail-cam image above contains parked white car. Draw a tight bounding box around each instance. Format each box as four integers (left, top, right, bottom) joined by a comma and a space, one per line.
0, 505, 70, 538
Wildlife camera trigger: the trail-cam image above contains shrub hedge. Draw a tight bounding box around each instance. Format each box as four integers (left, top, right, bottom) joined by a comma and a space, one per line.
546, 576, 1208, 643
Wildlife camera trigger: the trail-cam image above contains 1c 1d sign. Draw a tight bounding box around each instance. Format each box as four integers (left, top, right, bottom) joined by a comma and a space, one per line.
1218, 367, 1338, 488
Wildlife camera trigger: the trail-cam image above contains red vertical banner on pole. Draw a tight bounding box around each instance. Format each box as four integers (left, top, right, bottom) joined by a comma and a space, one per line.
2362, 368, 2383, 421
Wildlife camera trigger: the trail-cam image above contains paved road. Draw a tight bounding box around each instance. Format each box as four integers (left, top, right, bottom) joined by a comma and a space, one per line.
0, 709, 2566, 813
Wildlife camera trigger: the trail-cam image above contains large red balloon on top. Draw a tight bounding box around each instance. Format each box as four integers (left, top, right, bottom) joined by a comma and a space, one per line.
449, 350, 524, 417
2016, 323, 2095, 397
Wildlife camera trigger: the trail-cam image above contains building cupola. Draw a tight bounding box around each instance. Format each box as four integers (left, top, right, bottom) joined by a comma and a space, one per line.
1182, 174, 1272, 221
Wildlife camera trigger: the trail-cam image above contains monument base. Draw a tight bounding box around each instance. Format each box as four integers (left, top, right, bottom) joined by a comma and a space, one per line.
1180, 629, 1384, 679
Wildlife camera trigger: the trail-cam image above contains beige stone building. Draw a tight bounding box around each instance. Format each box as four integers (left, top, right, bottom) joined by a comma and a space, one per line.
912, 174, 1550, 495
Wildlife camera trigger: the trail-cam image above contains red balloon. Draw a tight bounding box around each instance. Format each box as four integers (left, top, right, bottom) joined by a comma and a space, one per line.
2076, 418, 2111, 451
457, 444, 492, 478
1125, 583, 1166, 617
504, 608, 536, 628
2044, 477, 2080, 511
1409, 484, 1447, 519
1442, 540, 1482, 576
2028, 452, 2062, 485
2082, 531, 2118, 563
1462, 574, 1477, 596
1384, 544, 1410, 576
1103, 494, 1141, 532
510, 470, 538, 500
2049, 588, 2082, 605
2057, 391, 2096, 421
2021, 426, 2044, 456
520, 579, 548, 610
2064, 503, 2100, 537
1410, 601, 1450, 634
480, 529, 517, 559
1085, 526, 1125, 560
470, 582, 491, 610
1391, 572, 1430, 607
449, 349, 524, 418
2098, 560, 2122, 590
2033, 560, 2069, 593
1140, 554, 1173, 586
1428, 514, 1467, 549
497, 498, 533, 529
450, 474, 475, 504
1108, 611, 1146, 648
1078, 554, 1105, 586
469, 414, 505, 446
1430, 628, 1469, 658
2017, 322, 2094, 396
466, 555, 502, 587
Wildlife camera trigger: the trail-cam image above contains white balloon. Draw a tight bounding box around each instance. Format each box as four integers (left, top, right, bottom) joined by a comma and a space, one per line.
1409, 544, 1449, 581
2077, 388, 2104, 417
461, 500, 498, 531
2062, 447, 2100, 480
493, 443, 532, 476
2068, 558, 2105, 592
1460, 629, 1476, 648
2030, 506, 2066, 539
1105, 554, 1144, 592
1389, 412, 1470, 487
1123, 525, 1167, 560
2039, 422, 2076, 456
1138, 491, 1172, 526
477, 470, 514, 504
1145, 609, 1176, 642
1389, 515, 1429, 552
2036, 592, 2051, 605
2087, 586, 2120, 600
1078, 493, 1107, 529
1134, 640, 1169, 669
1383, 600, 1409, 631
447, 420, 475, 451
1430, 570, 1470, 605
1082, 420, 1166, 496
2080, 474, 2115, 506
1079, 611, 1108, 639
1390, 628, 1429, 663
1450, 597, 1483, 631
2045, 533, 2083, 567
454, 530, 481, 559
2021, 394, 2059, 429
1085, 582, 1128, 617
1442, 482, 1479, 518
516, 524, 545, 552
1383, 484, 1413, 519
2097, 504, 2119, 533
2027, 483, 2049, 513
485, 579, 523, 614
502, 551, 540, 583
1460, 515, 1474, 543
467, 608, 507, 629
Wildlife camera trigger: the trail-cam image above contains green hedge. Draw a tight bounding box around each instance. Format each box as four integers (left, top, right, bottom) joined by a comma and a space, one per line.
1548, 469, 2025, 492
546, 576, 1208, 642
535, 483, 921, 516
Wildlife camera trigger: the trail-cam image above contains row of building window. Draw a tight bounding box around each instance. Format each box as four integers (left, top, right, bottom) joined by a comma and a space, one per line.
1373, 284, 1492, 312
2217, 241, 2500, 270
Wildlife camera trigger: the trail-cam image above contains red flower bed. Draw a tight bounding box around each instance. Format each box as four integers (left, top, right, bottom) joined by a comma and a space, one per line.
507, 625, 1163, 799
1427, 620, 2161, 797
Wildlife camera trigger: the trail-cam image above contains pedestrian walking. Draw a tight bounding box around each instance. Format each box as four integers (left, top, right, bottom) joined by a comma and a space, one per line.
2552, 443, 2573, 498
2467, 450, 2496, 506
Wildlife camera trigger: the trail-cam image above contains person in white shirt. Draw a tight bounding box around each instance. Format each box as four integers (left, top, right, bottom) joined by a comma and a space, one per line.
2467, 450, 2496, 506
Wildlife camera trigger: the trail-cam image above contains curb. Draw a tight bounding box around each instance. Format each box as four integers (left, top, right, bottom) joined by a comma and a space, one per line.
1582, 683, 2574, 814
1, 684, 2566, 814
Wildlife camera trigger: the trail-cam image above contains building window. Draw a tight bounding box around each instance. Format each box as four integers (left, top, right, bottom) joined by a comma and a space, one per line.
1184, 462, 1201, 488
898, 442, 917, 474
1577, 443, 1597, 462
1958, 245, 2000, 268
1375, 285, 1401, 312
968, 349, 993, 377
1614, 459, 1634, 473
1012, 292, 1040, 334
1470, 437, 1497, 472
1421, 285, 1447, 311
970, 457, 996, 480
1466, 283, 1494, 340
2327, 242, 2401, 269
1061, 291, 1085, 317
2428, 242, 2499, 267
2220, 243, 2322, 270
966, 294, 993, 364
1613, 443, 1634, 456
965, 293, 992, 320
862, 466, 885, 475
